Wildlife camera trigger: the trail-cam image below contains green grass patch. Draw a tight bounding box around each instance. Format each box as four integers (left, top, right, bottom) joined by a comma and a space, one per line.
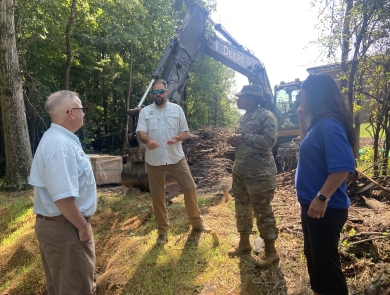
359, 123, 384, 139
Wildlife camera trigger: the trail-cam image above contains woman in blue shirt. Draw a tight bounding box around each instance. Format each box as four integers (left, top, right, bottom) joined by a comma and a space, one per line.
296, 74, 355, 295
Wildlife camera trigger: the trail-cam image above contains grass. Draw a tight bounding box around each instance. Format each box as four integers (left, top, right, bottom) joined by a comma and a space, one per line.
360, 123, 373, 138
359, 122, 384, 139
0, 184, 380, 295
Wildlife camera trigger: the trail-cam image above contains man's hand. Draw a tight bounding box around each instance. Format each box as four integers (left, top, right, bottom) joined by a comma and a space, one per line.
167, 135, 180, 145
55, 197, 92, 242
307, 197, 328, 219
78, 223, 93, 242
146, 138, 160, 150
227, 134, 243, 146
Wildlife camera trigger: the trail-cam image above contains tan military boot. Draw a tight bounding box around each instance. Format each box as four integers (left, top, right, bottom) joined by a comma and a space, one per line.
228, 233, 252, 256
191, 216, 212, 233
254, 239, 279, 268
156, 233, 168, 245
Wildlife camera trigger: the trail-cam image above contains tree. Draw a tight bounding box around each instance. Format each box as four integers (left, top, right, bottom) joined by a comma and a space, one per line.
314, 0, 390, 157
64, 0, 77, 90
0, 0, 32, 190
7, 0, 238, 165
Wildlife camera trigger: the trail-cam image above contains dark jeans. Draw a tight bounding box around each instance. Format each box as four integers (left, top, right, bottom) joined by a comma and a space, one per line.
300, 204, 348, 295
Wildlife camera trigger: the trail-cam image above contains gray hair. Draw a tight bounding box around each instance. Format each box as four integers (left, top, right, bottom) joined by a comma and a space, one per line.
45, 90, 79, 114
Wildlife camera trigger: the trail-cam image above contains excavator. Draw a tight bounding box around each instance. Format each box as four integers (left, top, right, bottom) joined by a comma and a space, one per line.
122, 3, 301, 189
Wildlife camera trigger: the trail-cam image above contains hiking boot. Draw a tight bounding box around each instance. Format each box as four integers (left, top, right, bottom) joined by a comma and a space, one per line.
191, 216, 212, 233
228, 233, 252, 256
156, 233, 168, 245
254, 240, 279, 268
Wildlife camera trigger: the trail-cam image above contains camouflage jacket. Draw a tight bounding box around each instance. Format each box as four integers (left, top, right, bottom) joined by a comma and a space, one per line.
233, 107, 278, 185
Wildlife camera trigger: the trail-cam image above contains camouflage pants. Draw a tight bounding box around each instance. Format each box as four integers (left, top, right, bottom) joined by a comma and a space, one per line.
230, 173, 278, 240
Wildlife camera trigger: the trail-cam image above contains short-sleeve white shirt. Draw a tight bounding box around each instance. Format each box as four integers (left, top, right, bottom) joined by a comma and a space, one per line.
29, 123, 97, 217
136, 102, 189, 166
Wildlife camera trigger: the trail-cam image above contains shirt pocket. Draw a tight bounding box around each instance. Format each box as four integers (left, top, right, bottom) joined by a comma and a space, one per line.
165, 113, 179, 129
79, 156, 95, 188
145, 114, 158, 131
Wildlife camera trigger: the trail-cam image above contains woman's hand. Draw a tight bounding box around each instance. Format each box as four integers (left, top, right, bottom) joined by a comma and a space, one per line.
297, 106, 308, 118
308, 197, 328, 219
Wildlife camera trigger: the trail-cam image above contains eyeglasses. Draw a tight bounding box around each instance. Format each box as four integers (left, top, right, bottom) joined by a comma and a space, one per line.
152, 89, 166, 95
66, 107, 85, 113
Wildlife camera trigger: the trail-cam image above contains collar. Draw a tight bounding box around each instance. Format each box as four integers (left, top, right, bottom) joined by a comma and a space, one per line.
50, 123, 82, 147
153, 101, 170, 110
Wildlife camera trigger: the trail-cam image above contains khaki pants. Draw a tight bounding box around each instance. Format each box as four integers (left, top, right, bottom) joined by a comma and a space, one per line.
146, 158, 201, 234
35, 216, 95, 295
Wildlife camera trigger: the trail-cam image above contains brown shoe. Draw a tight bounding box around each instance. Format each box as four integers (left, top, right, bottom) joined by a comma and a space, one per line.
156, 233, 168, 245
228, 233, 252, 256
254, 240, 279, 268
191, 216, 212, 233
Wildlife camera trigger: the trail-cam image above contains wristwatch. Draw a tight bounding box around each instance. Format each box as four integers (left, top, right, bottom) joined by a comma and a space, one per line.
316, 191, 330, 203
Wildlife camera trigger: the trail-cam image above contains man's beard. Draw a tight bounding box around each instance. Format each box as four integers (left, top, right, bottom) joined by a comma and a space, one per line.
154, 96, 166, 106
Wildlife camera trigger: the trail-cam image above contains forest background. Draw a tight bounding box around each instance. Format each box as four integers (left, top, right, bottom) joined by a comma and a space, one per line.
1, 0, 390, 191
0, 0, 240, 187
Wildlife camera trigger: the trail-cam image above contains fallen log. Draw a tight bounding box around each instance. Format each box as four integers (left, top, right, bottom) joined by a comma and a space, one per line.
364, 265, 390, 295
363, 196, 388, 210
356, 168, 390, 192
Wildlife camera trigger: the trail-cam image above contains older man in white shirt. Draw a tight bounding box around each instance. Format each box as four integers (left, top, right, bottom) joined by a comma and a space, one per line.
29, 90, 97, 295
136, 79, 211, 245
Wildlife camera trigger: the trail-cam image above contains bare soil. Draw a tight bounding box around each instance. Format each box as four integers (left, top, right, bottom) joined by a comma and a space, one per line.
182, 127, 390, 293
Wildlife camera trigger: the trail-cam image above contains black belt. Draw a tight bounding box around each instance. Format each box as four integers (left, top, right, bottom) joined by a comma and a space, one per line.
37, 214, 90, 223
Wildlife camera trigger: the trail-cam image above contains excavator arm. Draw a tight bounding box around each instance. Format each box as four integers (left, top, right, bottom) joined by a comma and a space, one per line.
122, 3, 275, 189
136, 3, 272, 106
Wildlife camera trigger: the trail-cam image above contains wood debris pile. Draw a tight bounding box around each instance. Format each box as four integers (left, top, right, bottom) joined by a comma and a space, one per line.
182, 126, 233, 192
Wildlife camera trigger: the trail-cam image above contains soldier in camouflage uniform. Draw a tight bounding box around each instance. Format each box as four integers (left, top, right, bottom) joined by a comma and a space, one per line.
227, 84, 279, 268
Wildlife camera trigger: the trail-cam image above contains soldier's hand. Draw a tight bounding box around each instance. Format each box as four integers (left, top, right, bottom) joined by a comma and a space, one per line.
146, 138, 160, 150
227, 134, 236, 145
234, 134, 243, 144
228, 134, 243, 146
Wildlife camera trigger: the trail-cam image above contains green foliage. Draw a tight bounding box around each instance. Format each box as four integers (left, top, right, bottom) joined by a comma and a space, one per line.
11, 0, 235, 161
185, 57, 240, 129
357, 146, 380, 175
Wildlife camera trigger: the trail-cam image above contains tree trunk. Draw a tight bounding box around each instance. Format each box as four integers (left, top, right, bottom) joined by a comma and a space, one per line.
0, 0, 33, 191
64, 0, 77, 90
123, 42, 133, 153
340, 0, 353, 100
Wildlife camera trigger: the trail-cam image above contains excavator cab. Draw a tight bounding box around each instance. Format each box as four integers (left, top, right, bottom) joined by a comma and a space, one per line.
273, 79, 302, 171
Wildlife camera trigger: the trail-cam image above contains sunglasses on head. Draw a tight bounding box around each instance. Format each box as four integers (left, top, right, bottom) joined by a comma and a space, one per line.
152, 89, 166, 95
